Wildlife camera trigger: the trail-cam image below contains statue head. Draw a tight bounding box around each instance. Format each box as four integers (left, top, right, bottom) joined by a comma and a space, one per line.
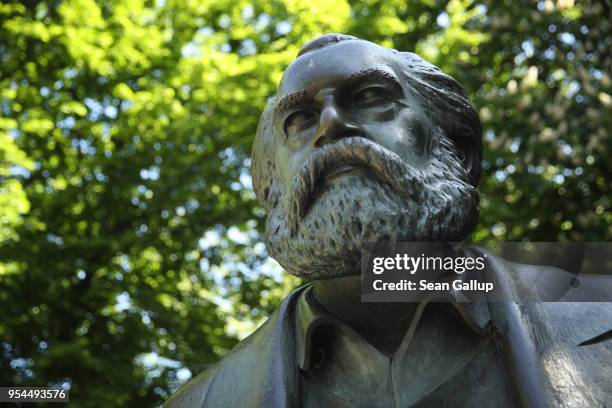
252, 34, 482, 279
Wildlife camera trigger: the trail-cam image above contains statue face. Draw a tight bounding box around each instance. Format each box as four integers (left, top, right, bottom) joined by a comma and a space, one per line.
259, 39, 480, 279
274, 41, 433, 191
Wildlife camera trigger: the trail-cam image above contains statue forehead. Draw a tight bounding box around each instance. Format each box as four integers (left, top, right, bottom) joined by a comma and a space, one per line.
278, 40, 396, 97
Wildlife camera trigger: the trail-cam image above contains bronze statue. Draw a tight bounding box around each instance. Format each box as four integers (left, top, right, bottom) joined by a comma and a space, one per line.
166, 34, 612, 407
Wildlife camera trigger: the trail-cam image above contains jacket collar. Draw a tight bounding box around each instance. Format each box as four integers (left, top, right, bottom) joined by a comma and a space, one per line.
295, 284, 491, 370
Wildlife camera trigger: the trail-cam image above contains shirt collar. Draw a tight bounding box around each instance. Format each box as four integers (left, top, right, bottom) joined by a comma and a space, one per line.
295, 284, 491, 371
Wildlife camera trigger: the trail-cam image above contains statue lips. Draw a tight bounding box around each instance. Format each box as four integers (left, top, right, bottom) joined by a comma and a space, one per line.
323, 163, 366, 183
309, 163, 373, 208
306, 163, 368, 217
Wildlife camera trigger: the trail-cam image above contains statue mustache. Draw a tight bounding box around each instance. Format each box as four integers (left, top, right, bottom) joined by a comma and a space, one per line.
285, 136, 427, 235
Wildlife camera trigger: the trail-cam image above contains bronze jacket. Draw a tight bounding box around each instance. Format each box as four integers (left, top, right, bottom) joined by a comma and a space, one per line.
165, 252, 612, 408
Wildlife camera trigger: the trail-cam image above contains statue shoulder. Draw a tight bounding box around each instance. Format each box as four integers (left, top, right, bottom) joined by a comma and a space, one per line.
467, 246, 612, 302
164, 285, 309, 408
163, 313, 280, 408
164, 365, 216, 408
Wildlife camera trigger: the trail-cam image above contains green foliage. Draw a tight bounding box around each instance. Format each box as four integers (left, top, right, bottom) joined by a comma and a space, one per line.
0, 0, 609, 405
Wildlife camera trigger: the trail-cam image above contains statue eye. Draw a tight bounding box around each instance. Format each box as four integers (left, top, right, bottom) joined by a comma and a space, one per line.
353, 86, 391, 108
284, 109, 318, 137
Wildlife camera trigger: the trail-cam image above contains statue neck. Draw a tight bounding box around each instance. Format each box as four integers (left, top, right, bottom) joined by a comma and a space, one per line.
312, 275, 418, 355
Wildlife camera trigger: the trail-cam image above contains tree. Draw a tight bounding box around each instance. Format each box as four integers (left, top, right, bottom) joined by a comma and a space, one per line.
0, 0, 609, 406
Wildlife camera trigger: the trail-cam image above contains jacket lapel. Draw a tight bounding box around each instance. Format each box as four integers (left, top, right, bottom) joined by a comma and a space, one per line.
203, 286, 307, 407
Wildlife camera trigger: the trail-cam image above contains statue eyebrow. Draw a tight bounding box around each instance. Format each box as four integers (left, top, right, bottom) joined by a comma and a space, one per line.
346, 68, 401, 90
273, 68, 401, 117
274, 89, 310, 117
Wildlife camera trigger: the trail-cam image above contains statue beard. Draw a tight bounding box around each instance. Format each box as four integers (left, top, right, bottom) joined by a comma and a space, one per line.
264, 133, 479, 280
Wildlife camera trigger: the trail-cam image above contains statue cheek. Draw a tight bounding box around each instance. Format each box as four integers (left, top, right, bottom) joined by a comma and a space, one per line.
363, 110, 433, 169
399, 110, 434, 159
274, 144, 311, 188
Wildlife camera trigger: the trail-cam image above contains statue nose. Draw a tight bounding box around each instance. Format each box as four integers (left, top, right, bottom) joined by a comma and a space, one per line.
315, 101, 363, 147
